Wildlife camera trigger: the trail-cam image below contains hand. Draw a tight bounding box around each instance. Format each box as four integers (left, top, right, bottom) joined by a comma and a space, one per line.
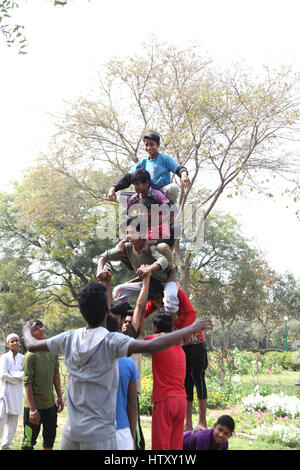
180, 172, 190, 188
97, 270, 108, 282
107, 187, 117, 201
136, 264, 152, 279
191, 316, 213, 333
97, 269, 112, 282
29, 409, 40, 425
56, 395, 64, 413
116, 238, 127, 254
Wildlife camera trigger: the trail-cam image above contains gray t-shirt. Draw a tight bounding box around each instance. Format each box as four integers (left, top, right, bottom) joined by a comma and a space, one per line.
47, 326, 134, 443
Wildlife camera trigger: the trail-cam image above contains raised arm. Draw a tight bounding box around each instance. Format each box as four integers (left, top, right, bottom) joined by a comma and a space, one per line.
131, 270, 150, 335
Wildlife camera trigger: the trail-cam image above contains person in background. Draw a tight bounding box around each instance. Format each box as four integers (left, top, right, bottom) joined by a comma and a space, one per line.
0, 333, 24, 450
22, 320, 64, 450
183, 415, 235, 451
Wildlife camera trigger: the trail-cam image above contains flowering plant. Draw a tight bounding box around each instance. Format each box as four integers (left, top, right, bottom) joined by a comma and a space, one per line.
253, 423, 300, 448
242, 389, 300, 418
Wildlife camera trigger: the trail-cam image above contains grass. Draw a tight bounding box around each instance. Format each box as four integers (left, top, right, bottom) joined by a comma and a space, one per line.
6, 371, 300, 451
239, 371, 299, 396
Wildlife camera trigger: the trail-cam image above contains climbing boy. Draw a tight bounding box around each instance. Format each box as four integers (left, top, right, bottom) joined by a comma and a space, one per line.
107, 131, 190, 203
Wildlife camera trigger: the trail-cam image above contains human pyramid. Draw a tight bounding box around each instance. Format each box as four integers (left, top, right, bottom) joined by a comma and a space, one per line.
1, 131, 235, 451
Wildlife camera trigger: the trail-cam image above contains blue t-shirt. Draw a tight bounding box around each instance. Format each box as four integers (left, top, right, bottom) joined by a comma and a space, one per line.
129, 153, 180, 189
116, 357, 140, 430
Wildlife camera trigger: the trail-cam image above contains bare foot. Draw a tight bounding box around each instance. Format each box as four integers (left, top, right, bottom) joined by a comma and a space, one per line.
194, 422, 207, 431
184, 424, 193, 432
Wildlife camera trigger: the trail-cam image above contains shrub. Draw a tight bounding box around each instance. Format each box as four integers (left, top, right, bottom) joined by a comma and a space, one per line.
253, 423, 300, 448
242, 391, 300, 418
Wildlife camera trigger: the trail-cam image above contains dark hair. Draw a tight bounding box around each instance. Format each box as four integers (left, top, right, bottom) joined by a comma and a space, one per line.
78, 282, 108, 327
216, 415, 235, 433
143, 131, 160, 145
110, 301, 131, 319
131, 169, 151, 185
125, 309, 134, 318
126, 216, 141, 232
148, 278, 164, 300
139, 196, 157, 210
31, 319, 44, 328
106, 313, 119, 332
152, 313, 172, 333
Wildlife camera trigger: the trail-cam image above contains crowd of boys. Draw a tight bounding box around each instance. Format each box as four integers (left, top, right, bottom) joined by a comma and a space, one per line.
0, 131, 235, 451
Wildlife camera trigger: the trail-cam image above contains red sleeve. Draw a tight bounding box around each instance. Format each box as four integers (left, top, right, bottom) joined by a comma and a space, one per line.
175, 290, 206, 341
144, 300, 158, 319
175, 289, 196, 329
144, 335, 155, 341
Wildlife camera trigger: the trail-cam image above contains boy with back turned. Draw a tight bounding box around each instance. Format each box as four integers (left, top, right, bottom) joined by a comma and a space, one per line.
22, 274, 212, 450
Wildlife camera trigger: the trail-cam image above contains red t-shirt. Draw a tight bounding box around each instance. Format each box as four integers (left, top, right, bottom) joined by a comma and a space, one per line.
145, 287, 205, 342
145, 334, 186, 403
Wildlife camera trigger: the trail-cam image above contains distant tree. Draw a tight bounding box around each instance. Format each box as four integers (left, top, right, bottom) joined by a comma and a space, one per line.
0, 162, 123, 312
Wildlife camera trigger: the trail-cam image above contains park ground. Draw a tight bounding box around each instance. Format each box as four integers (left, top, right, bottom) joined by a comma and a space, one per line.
7, 370, 299, 451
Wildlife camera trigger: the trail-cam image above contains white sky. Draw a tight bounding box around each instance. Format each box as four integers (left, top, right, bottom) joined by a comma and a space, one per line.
0, 0, 300, 278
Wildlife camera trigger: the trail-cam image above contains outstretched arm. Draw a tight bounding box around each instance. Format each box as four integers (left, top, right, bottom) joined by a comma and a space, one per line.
127, 316, 213, 356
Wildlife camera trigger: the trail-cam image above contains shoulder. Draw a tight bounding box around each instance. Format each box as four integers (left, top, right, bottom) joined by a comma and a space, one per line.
160, 153, 176, 162
144, 334, 156, 340
22, 352, 35, 366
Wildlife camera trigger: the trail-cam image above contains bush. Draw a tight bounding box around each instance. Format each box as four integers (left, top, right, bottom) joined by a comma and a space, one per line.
264, 351, 300, 371
242, 391, 300, 418
253, 423, 300, 448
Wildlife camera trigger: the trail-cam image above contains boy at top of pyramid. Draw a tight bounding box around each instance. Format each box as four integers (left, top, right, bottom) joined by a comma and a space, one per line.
107, 131, 190, 204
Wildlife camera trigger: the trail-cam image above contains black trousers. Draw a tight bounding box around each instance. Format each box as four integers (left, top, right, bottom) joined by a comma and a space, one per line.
22, 405, 58, 450
182, 342, 208, 401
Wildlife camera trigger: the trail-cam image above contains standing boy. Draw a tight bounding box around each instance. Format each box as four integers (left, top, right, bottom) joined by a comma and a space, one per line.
145, 314, 187, 450
0, 333, 24, 450
146, 279, 208, 430
22, 320, 64, 450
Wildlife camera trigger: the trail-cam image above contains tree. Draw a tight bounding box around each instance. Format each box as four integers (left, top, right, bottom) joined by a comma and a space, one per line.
0, 0, 69, 54
45, 41, 300, 291
252, 269, 300, 349
0, 251, 41, 341
189, 213, 267, 346
0, 162, 124, 313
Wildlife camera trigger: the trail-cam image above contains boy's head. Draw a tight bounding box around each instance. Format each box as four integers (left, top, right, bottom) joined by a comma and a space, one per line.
110, 301, 131, 330
131, 169, 151, 195
121, 310, 134, 333
148, 278, 164, 306
106, 313, 119, 332
30, 320, 47, 340
143, 131, 160, 158
125, 216, 142, 241
152, 313, 172, 334
213, 415, 235, 445
78, 282, 109, 328
6, 333, 20, 353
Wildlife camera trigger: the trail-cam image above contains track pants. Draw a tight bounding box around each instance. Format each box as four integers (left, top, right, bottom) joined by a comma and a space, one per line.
151, 396, 186, 450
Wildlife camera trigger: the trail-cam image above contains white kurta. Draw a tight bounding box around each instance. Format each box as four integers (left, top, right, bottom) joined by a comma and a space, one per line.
0, 351, 24, 415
